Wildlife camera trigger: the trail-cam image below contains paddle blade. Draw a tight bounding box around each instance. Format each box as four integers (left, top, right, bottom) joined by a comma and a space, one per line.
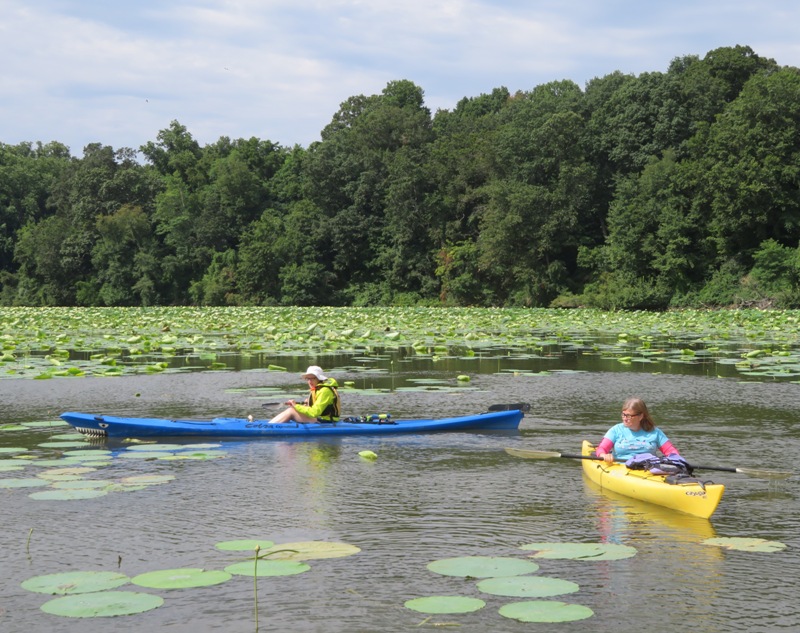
504, 447, 563, 460
736, 467, 794, 480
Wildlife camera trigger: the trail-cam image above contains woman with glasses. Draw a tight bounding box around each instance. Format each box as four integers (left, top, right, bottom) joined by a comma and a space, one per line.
595, 397, 681, 463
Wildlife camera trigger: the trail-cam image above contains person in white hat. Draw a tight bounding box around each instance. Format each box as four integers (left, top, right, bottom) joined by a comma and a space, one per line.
269, 366, 341, 424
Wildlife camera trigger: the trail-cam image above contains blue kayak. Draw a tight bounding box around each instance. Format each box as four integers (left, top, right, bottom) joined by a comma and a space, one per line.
60, 405, 527, 439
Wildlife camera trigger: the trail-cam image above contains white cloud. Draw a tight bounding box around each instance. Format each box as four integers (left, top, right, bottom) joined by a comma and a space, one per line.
2, 0, 800, 155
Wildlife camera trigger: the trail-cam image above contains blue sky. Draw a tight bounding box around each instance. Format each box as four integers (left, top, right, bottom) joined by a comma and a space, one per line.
2, 1, 799, 156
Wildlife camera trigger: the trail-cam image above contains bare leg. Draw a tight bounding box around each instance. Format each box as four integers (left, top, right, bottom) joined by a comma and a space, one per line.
269, 406, 318, 424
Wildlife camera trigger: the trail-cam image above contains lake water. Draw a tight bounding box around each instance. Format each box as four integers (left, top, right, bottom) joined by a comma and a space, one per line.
1, 355, 798, 632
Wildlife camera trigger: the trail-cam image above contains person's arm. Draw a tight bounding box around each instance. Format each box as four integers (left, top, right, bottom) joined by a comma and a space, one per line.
595, 437, 615, 462
595, 438, 613, 456
659, 440, 680, 457
294, 388, 334, 418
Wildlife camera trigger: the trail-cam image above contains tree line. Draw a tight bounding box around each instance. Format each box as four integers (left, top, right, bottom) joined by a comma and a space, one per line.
2, 45, 800, 309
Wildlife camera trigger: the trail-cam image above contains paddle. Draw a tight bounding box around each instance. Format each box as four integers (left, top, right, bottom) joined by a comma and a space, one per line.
504, 447, 794, 480
261, 397, 306, 409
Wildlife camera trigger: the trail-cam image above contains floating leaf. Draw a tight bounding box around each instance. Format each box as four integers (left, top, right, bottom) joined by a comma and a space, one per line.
0, 478, 49, 488
117, 451, 175, 459
22, 420, 70, 428
131, 568, 232, 589
520, 542, 637, 561
119, 474, 175, 485
51, 480, 110, 490
40, 591, 163, 617
22, 570, 130, 594
702, 537, 787, 553
358, 450, 377, 460
29, 488, 109, 500
215, 539, 275, 551
38, 467, 96, 478
427, 556, 539, 578
124, 443, 185, 452
499, 600, 594, 623
224, 560, 310, 577
258, 541, 361, 561
404, 596, 485, 614
477, 576, 580, 598
37, 441, 89, 448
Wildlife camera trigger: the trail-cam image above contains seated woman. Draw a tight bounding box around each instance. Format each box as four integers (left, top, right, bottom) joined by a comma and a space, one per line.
269, 366, 341, 424
595, 397, 680, 463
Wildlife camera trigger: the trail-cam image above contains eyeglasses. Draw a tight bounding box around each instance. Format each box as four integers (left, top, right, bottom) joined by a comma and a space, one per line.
621, 412, 642, 419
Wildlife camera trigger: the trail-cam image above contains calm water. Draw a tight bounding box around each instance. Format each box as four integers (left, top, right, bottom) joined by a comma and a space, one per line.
1, 357, 798, 632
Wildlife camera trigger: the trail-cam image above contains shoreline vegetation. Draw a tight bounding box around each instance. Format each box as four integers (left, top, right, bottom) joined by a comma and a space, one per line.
3, 46, 800, 310
1, 306, 799, 382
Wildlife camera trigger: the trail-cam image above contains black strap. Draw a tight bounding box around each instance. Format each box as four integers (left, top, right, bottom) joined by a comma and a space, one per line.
487, 402, 531, 412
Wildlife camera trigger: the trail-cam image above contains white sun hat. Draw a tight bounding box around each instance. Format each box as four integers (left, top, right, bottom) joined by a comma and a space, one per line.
301, 365, 327, 381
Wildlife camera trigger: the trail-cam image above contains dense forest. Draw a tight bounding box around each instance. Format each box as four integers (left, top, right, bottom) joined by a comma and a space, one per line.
2, 45, 800, 309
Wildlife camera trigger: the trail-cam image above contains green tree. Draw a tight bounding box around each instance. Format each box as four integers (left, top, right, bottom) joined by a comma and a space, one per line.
702, 68, 800, 263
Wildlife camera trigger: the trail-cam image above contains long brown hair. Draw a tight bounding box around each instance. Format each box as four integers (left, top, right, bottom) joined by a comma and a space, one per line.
622, 397, 655, 431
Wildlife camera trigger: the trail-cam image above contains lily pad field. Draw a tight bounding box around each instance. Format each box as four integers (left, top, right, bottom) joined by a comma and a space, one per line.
2, 306, 800, 381
1, 306, 799, 632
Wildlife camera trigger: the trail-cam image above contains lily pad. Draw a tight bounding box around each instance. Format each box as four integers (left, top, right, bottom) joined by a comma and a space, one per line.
257, 541, 361, 561
39, 467, 96, 477
62, 450, 113, 457
224, 559, 311, 577
22, 420, 69, 428
131, 568, 232, 589
215, 539, 275, 551
701, 537, 787, 553
0, 477, 49, 488
477, 576, 580, 598
117, 451, 175, 459
22, 570, 130, 594
40, 591, 163, 617
29, 488, 109, 500
404, 596, 486, 614
124, 443, 185, 451
119, 474, 175, 485
158, 451, 226, 460
51, 480, 110, 490
499, 600, 594, 623
520, 542, 637, 561
427, 556, 539, 578
0, 447, 28, 454
37, 441, 90, 448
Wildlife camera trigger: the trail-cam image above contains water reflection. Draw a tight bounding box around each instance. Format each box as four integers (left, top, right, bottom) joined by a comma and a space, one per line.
583, 477, 725, 630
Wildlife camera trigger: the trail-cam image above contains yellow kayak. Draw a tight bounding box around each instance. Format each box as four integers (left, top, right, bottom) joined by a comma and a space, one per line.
581, 440, 725, 519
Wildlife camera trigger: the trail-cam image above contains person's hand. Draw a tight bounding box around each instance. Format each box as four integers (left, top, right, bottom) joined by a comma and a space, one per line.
602, 453, 614, 464
285, 399, 296, 407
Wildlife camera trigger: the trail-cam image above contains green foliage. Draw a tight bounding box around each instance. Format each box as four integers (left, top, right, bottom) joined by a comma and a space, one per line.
2, 47, 800, 308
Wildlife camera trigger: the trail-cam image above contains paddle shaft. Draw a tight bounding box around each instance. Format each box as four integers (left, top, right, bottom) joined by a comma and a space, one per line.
558, 452, 758, 474
504, 447, 793, 479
